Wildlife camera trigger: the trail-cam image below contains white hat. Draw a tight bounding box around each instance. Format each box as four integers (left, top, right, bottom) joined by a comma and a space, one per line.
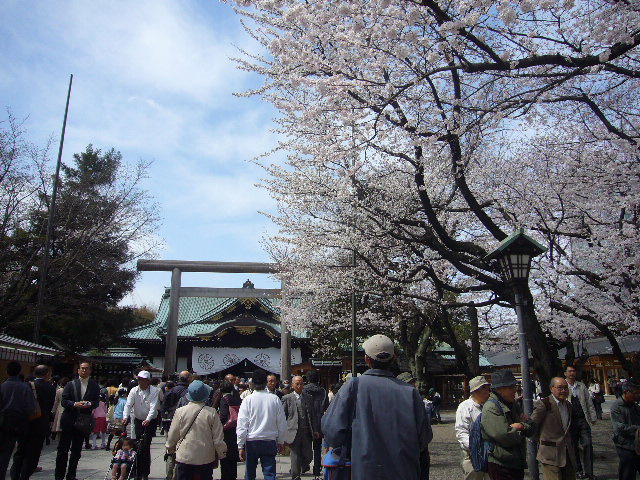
362, 334, 395, 363
469, 375, 490, 393
137, 370, 151, 379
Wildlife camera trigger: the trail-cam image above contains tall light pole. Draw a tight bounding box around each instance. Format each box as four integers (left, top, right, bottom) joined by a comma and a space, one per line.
351, 248, 357, 378
34, 73, 73, 343
486, 227, 546, 480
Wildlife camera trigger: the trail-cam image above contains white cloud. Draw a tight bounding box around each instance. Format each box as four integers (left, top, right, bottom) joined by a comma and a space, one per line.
38, 1, 256, 104
164, 165, 275, 219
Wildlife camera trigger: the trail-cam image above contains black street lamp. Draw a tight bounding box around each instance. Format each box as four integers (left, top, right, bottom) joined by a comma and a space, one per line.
486, 227, 547, 480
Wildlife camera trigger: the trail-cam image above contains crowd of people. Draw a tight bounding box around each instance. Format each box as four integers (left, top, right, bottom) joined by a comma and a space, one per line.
455, 365, 640, 480
0, 337, 639, 480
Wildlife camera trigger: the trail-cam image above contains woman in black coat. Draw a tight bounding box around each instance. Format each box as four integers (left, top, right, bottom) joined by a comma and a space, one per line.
218, 381, 241, 480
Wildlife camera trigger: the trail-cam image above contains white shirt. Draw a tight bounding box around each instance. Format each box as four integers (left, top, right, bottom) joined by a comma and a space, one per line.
589, 383, 601, 395
455, 397, 483, 451
236, 389, 287, 448
568, 381, 578, 398
123, 385, 159, 422
551, 394, 570, 429
80, 378, 89, 399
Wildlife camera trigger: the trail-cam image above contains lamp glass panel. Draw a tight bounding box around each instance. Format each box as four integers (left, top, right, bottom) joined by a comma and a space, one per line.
509, 253, 531, 279
498, 256, 513, 281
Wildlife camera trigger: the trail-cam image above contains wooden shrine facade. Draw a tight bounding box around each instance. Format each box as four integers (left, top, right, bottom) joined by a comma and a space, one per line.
126, 284, 311, 378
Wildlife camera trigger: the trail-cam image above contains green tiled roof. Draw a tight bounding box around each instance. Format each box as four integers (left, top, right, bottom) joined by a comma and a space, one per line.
436, 342, 492, 367
440, 354, 492, 367
126, 291, 282, 342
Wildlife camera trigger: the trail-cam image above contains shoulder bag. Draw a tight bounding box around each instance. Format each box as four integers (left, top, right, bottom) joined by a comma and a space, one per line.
175, 404, 206, 453
28, 382, 42, 421
73, 380, 96, 434
222, 396, 240, 431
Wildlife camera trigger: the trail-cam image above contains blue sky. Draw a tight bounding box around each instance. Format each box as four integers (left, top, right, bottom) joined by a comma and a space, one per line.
0, 1, 282, 309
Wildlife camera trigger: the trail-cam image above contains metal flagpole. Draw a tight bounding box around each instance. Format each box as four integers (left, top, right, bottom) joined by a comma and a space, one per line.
351, 249, 357, 378
34, 73, 73, 343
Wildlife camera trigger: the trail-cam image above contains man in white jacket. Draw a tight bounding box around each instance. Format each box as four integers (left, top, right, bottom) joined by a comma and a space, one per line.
123, 370, 159, 480
236, 369, 287, 480
454, 376, 491, 480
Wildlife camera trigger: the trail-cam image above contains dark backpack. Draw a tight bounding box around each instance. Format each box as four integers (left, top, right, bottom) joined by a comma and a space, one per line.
469, 398, 503, 472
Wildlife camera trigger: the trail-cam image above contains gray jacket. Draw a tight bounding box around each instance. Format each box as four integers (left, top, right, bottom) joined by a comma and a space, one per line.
568, 380, 597, 426
610, 398, 640, 451
321, 369, 429, 480
282, 391, 317, 444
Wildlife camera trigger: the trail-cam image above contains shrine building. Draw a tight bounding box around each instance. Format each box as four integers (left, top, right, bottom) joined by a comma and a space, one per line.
126, 282, 312, 379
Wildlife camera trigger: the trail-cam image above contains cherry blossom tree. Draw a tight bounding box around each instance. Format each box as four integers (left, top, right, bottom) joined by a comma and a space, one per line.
228, 0, 640, 389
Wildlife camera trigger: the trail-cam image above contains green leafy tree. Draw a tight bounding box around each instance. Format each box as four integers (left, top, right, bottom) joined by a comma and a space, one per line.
0, 137, 161, 351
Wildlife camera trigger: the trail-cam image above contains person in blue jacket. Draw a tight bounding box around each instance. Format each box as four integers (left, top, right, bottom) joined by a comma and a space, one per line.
105, 388, 128, 450
322, 334, 430, 480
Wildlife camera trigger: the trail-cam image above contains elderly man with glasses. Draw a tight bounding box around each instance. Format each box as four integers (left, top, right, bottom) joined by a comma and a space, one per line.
531, 377, 576, 480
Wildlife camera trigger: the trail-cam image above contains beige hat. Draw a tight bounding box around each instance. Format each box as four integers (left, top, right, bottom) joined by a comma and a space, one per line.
137, 370, 151, 380
362, 334, 395, 363
469, 375, 489, 393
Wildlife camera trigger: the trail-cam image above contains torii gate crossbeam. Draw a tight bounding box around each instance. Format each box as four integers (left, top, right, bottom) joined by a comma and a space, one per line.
136, 260, 291, 380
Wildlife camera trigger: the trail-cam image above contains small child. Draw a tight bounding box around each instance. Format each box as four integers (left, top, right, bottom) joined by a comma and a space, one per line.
91, 395, 108, 449
106, 388, 128, 450
111, 437, 136, 480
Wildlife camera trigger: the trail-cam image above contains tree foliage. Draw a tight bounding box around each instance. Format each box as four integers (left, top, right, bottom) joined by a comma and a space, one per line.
228, 0, 640, 388
0, 116, 161, 351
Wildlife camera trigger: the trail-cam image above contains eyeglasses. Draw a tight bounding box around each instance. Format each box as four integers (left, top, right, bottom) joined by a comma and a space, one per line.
552, 385, 569, 390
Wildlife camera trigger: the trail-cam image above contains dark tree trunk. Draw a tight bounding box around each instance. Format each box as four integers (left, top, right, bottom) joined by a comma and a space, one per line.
468, 303, 481, 377
438, 309, 474, 379
398, 314, 433, 392
564, 339, 576, 367
522, 288, 563, 397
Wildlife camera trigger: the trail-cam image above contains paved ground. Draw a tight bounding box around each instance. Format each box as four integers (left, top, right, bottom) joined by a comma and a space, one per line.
29, 397, 622, 480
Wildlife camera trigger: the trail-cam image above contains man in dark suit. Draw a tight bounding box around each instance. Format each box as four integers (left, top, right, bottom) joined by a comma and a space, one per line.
54, 362, 100, 480
267, 374, 284, 399
211, 373, 240, 409
0, 362, 36, 480
282, 376, 319, 480
531, 377, 576, 480
302, 370, 328, 477
10, 365, 56, 480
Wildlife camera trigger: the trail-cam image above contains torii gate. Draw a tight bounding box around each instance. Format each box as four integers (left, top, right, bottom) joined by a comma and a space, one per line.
136, 260, 291, 380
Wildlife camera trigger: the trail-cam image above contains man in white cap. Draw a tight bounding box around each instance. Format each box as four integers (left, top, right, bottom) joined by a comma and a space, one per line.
123, 370, 159, 480
455, 375, 491, 480
322, 334, 430, 480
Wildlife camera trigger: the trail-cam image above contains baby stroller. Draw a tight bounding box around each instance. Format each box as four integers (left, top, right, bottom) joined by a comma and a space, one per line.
103, 433, 138, 480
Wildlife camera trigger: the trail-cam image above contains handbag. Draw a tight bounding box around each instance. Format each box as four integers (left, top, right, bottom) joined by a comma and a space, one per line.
28, 382, 42, 421
72, 380, 95, 434
74, 413, 95, 434
223, 404, 240, 431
